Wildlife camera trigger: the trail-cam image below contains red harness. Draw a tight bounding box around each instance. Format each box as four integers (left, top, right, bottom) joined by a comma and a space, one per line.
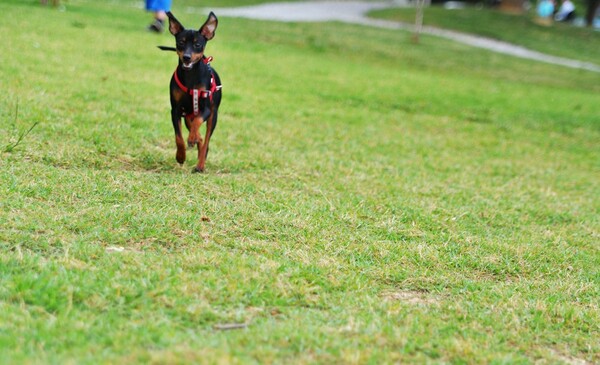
173, 56, 220, 119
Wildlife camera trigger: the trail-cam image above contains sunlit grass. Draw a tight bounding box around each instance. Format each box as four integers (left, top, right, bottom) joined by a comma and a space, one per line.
1, 0, 599, 364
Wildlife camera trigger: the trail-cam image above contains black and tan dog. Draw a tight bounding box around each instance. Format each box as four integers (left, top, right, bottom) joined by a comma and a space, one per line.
161, 11, 222, 173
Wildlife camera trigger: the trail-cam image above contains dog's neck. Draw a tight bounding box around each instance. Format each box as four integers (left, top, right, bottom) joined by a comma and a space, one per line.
176, 60, 211, 90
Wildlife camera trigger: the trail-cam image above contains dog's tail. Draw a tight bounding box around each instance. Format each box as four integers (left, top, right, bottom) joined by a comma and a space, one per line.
157, 46, 177, 52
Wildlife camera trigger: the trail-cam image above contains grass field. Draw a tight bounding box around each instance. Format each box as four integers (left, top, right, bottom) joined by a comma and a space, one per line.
1, 0, 599, 363
369, 5, 600, 65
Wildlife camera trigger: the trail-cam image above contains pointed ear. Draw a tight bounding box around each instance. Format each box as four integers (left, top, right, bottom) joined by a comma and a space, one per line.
200, 12, 218, 40
167, 12, 184, 36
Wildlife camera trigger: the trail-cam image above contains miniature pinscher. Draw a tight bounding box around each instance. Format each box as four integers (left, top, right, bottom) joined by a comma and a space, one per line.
161, 11, 222, 173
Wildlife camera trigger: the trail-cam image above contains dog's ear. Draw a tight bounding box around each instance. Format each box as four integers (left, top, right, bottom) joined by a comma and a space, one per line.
167, 11, 184, 36
200, 12, 218, 40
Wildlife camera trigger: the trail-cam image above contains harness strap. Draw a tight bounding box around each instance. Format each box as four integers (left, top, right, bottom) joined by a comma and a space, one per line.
172, 56, 221, 118
173, 69, 213, 99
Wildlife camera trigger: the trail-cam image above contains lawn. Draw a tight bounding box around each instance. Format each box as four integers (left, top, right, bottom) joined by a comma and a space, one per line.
369, 5, 600, 65
1, 0, 599, 364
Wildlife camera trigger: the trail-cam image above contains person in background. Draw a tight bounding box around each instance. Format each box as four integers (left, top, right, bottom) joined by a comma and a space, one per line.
537, 0, 555, 18
555, 0, 576, 21
146, 0, 172, 33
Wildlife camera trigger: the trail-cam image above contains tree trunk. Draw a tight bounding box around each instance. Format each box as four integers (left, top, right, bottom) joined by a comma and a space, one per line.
586, 0, 600, 26
412, 0, 427, 43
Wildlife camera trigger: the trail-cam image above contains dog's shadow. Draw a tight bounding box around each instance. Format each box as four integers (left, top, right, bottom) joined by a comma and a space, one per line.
123, 151, 247, 175
112, 137, 278, 175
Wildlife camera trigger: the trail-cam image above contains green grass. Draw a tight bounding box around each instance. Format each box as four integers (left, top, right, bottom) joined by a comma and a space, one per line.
369, 5, 600, 65
1, 0, 599, 364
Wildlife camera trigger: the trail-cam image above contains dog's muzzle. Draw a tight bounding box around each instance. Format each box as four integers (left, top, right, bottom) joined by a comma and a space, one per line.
182, 55, 195, 70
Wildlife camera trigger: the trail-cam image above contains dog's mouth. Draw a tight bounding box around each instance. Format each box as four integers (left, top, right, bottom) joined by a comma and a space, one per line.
182, 60, 195, 70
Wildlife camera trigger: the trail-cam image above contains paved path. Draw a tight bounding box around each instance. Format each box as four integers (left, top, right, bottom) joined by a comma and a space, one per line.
192, 1, 600, 72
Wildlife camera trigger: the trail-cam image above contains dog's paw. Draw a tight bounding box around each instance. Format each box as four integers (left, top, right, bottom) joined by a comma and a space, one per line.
188, 136, 202, 149
176, 152, 186, 165
192, 166, 205, 173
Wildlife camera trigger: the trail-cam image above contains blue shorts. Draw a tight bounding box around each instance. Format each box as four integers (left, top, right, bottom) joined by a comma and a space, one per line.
146, 0, 171, 11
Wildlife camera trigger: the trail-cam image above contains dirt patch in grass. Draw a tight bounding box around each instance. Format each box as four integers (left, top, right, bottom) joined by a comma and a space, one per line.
548, 349, 593, 365
382, 290, 438, 305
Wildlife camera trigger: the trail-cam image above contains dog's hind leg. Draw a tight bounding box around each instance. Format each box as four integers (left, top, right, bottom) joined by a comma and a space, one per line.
194, 110, 215, 173
205, 108, 218, 158
184, 115, 192, 131
205, 81, 221, 158
172, 110, 186, 164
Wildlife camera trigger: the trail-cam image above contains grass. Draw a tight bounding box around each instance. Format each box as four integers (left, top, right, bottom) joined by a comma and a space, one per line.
369, 5, 600, 65
1, 0, 599, 364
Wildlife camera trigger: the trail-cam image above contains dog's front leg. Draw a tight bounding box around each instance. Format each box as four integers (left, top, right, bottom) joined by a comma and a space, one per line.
172, 110, 186, 164
195, 112, 214, 173
187, 116, 202, 149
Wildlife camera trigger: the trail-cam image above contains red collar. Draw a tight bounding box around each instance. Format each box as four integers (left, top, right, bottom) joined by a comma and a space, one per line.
173, 56, 214, 96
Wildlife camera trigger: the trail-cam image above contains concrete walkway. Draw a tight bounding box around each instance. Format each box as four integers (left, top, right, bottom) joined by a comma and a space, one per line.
192, 1, 600, 73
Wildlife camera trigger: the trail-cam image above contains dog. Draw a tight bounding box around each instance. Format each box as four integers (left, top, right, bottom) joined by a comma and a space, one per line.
162, 11, 222, 173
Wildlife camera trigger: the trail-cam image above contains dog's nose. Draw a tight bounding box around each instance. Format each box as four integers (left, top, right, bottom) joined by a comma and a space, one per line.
183, 55, 192, 63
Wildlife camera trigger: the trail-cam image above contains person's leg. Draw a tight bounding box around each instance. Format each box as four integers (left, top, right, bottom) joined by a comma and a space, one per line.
146, 0, 171, 32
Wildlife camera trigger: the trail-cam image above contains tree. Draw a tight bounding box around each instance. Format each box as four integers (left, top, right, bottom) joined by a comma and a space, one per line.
412, 0, 426, 43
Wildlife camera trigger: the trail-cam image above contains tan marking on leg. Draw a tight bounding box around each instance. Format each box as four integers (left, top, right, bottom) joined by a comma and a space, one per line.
188, 116, 203, 148
196, 109, 214, 172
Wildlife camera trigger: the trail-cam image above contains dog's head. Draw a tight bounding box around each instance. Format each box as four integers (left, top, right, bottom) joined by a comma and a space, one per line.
167, 11, 218, 70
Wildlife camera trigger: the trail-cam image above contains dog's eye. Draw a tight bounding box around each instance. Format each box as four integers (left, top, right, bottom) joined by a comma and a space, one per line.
194, 43, 204, 51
